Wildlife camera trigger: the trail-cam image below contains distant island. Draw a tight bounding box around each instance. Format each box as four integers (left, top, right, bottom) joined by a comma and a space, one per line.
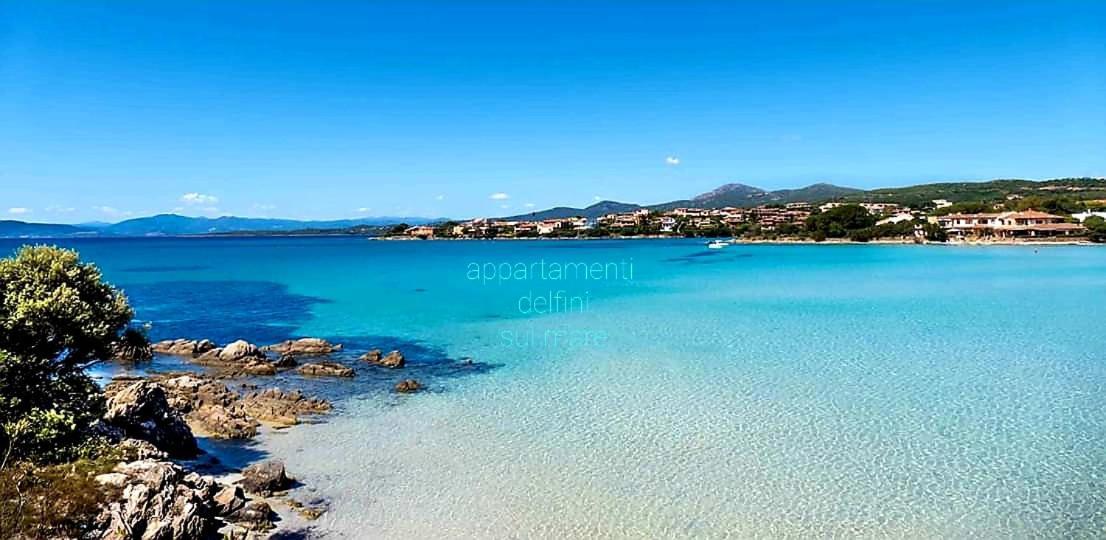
3, 177, 1106, 243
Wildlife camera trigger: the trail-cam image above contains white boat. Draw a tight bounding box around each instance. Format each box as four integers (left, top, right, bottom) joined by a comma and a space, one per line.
707, 240, 727, 249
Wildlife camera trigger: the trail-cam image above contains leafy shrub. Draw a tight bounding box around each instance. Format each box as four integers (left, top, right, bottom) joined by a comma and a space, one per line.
0, 246, 135, 465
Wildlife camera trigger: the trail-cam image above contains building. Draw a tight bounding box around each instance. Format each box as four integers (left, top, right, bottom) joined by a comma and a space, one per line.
405, 225, 435, 239
1073, 211, 1106, 223
936, 210, 1085, 239
876, 212, 915, 226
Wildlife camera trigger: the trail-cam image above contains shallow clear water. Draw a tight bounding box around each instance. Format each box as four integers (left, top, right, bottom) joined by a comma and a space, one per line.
6, 238, 1106, 538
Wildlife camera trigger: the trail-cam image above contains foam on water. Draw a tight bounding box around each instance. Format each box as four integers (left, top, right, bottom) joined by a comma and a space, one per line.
7, 238, 1105, 538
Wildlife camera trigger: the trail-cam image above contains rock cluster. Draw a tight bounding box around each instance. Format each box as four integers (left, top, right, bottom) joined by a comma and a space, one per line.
241, 387, 332, 428
152, 338, 217, 357
94, 459, 275, 539
154, 374, 260, 439
394, 379, 422, 393
296, 361, 355, 378
102, 381, 198, 458
362, 349, 405, 368
152, 374, 331, 439
262, 337, 342, 356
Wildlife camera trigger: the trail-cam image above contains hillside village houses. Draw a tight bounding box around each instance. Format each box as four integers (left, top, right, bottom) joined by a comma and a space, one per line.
407, 202, 1086, 241
426, 204, 825, 239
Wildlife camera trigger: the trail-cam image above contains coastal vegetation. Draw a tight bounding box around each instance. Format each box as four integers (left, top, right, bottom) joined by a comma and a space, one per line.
0, 246, 140, 537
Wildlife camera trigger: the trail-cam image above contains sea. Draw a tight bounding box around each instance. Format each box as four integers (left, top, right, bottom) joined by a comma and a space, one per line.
3, 237, 1105, 538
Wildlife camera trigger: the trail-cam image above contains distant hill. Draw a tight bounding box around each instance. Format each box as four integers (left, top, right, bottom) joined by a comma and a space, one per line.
506, 178, 1106, 220
648, 182, 860, 211
765, 183, 864, 204
503, 200, 642, 221
0, 214, 438, 238
0, 220, 92, 238
101, 214, 438, 236
846, 177, 1106, 207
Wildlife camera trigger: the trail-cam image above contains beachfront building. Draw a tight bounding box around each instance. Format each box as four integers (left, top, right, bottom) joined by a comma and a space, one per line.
405, 225, 436, 239
936, 210, 1085, 239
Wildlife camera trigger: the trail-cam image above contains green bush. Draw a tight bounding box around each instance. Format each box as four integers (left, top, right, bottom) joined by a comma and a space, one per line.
0, 246, 135, 465
805, 205, 877, 238
1085, 216, 1106, 243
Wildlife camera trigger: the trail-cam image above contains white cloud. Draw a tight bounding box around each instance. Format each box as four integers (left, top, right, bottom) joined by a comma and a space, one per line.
94, 206, 132, 218
435, 194, 445, 201
252, 203, 276, 212
46, 205, 76, 213
357, 207, 371, 213
8, 207, 30, 215
665, 156, 680, 166
489, 192, 510, 200
499, 204, 510, 209
180, 192, 219, 205
593, 196, 602, 202
524, 202, 536, 208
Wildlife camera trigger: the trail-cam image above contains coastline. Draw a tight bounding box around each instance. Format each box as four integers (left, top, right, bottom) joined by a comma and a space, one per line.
374, 235, 1101, 246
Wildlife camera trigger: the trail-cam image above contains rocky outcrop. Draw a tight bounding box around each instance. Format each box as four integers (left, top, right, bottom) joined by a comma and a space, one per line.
394, 379, 422, 393
362, 349, 404, 368
296, 361, 355, 378
130, 374, 331, 438
241, 388, 331, 428
262, 338, 342, 356
152, 338, 217, 357
94, 459, 276, 539
240, 460, 292, 496
154, 375, 259, 439
95, 460, 219, 539
196, 339, 265, 364
103, 381, 198, 458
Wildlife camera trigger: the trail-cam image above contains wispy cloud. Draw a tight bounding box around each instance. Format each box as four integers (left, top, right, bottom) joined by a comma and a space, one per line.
524, 202, 536, 208
94, 206, 132, 218
8, 207, 30, 215
180, 192, 219, 205
45, 205, 76, 213
357, 207, 371, 213
593, 196, 602, 202
435, 194, 445, 201
665, 156, 680, 166
489, 192, 510, 200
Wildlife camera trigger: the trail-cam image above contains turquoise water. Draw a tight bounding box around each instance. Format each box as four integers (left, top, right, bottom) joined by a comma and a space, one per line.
5, 238, 1106, 538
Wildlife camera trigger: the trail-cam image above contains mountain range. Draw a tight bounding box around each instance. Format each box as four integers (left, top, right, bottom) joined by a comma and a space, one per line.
4, 177, 1104, 238
504, 182, 864, 220
503, 177, 1106, 221
0, 214, 437, 238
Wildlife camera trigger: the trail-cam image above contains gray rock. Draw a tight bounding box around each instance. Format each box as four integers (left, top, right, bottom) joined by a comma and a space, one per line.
263, 337, 342, 356
296, 361, 355, 378
394, 379, 422, 393
363, 349, 404, 368
103, 382, 198, 458
240, 460, 292, 495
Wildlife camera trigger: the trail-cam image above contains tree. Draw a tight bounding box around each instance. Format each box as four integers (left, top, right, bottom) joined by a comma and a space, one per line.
805, 205, 877, 238
0, 246, 137, 464
922, 222, 948, 242
1085, 216, 1106, 243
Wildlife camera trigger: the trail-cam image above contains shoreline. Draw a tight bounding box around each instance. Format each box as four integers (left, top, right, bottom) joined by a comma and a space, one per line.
375, 235, 1101, 246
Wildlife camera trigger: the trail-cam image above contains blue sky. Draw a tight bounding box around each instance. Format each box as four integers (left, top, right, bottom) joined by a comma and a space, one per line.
2, 1, 1104, 222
